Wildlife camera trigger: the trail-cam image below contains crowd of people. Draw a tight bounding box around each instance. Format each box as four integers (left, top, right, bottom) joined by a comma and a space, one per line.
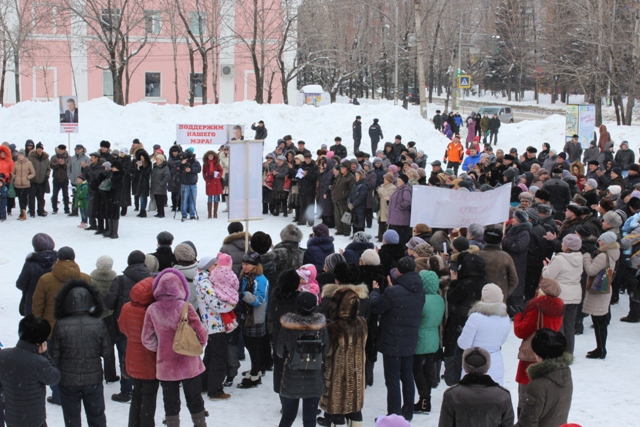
0, 114, 638, 427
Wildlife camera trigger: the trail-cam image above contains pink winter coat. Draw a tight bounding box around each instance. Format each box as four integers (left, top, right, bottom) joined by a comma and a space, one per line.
297, 264, 321, 301
142, 268, 207, 381
211, 266, 239, 305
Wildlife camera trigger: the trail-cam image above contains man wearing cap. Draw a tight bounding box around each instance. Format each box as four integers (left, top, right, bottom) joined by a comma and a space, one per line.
368, 119, 383, 156
443, 135, 464, 176
81, 152, 104, 230
352, 116, 362, 153
332, 162, 355, 236
295, 140, 310, 157
543, 169, 571, 221
28, 142, 51, 217
251, 120, 268, 140
488, 113, 501, 145
67, 144, 89, 217
50, 144, 70, 214
330, 137, 348, 160
521, 146, 540, 172
433, 110, 443, 131
99, 140, 115, 163
614, 141, 635, 177
478, 228, 519, 303
389, 135, 407, 164
563, 134, 583, 163
439, 347, 514, 427
625, 163, 640, 189
297, 152, 318, 227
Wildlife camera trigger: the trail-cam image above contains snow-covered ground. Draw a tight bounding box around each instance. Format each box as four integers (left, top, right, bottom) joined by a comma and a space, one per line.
1, 98, 640, 425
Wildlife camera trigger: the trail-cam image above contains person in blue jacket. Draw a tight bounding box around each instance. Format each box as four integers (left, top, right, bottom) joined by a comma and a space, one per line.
462, 147, 482, 172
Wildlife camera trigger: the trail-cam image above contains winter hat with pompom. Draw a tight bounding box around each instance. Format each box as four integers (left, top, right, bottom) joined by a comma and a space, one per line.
217, 253, 233, 269
96, 255, 114, 271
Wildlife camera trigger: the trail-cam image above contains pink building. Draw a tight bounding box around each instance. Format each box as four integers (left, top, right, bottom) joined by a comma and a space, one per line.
2, 0, 298, 105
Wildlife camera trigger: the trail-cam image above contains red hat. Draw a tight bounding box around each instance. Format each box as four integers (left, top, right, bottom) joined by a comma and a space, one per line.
473, 136, 480, 142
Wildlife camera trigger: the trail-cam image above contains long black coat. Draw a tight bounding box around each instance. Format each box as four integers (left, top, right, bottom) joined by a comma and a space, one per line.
298, 161, 318, 196
119, 155, 133, 207
316, 166, 334, 217
0, 340, 61, 427
16, 250, 57, 316
348, 179, 369, 229
103, 263, 151, 321
51, 280, 113, 387
132, 151, 151, 197
102, 170, 124, 219
502, 222, 532, 298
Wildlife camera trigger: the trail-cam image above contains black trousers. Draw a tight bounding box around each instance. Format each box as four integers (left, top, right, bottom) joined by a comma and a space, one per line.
365, 208, 373, 229
490, 131, 498, 145
298, 193, 315, 226
160, 377, 204, 417
413, 353, 437, 399
15, 187, 29, 211
154, 194, 168, 217
447, 161, 460, 176
592, 311, 611, 352
129, 379, 159, 427
244, 335, 264, 377
353, 138, 361, 154
29, 182, 47, 215
279, 396, 321, 427
51, 180, 70, 212
371, 139, 379, 155
170, 191, 180, 211
201, 333, 228, 396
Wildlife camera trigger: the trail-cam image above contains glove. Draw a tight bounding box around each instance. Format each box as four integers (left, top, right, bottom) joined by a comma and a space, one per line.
507, 305, 524, 318
348, 203, 354, 210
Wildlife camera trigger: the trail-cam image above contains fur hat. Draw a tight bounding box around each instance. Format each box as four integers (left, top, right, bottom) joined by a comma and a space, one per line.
598, 231, 617, 245
513, 209, 529, 224
539, 278, 562, 297
275, 270, 302, 299
280, 224, 303, 243
397, 257, 417, 274
128, 250, 147, 266
535, 188, 550, 201
242, 251, 261, 266
100, 140, 111, 149
453, 236, 470, 252
32, 233, 55, 252
197, 255, 217, 272
57, 246, 75, 261
384, 172, 395, 183
481, 283, 504, 303
360, 249, 380, 266
333, 262, 361, 284
484, 227, 503, 245
217, 253, 233, 269
251, 232, 272, 255
174, 243, 196, 263
383, 229, 400, 245
145, 254, 159, 273
531, 328, 567, 359
19, 314, 51, 345
157, 231, 174, 245
324, 253, 346, 273
312, 223, 330, 238
353, 231, 372, 243
462, 347, 491, 375
413, 243, 434, 258
519, 192, 534, 202
96, 255, 114, 271
602, 211, 623, 229
397, 173, 409, 184
227, 222, 244, 234
562, 234, 582, 251
296, 292, 318, 315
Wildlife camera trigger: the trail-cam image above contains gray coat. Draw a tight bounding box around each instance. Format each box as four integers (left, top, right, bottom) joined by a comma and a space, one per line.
150, 161, 171, 196
220, 232, 251, 275
68, 152, 90, 183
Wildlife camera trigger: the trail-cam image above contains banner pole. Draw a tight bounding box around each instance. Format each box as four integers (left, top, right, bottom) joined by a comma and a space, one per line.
244, 139, 250, 254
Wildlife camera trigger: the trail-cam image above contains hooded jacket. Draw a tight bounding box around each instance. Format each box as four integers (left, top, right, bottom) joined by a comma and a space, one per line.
0, 145, 14, 184
118, 278, 157, 380
142, 269, 208, 381
370, 271, 425, 356
12, 155, 36, 188
16, 249, 57, 316
416, 271, 445, 355
219, 231, 252, 275
541, 252, 584, 304
51, 280, 113, 386
28, 150, 50, 184
303, 236, 335, 273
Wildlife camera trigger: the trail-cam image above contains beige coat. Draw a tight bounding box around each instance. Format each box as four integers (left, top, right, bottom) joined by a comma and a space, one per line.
582, 242, 619, 316
541, 252, 583, 304
376, 182, 396, 222
11, 157, 35, 188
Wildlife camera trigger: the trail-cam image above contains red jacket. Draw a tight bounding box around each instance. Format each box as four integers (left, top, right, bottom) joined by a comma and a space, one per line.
118, 278, 157, 380
203, 157, 223, 196
0, 145, 14, 184
513, 295, 564, 384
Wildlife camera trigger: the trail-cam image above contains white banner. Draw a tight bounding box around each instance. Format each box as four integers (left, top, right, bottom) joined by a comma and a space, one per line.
578, 105, 596, 149
410, 184, 511, 228
59, 96, 79, 133
176, 124, 245, 145
228, 140, 264, 221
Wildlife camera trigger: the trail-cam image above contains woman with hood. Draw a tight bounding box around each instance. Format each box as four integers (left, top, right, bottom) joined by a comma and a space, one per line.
537, 143, 551, 164
319, 288, 367, 427
304, 223, 335, 273
118, 278, 159, 426
132, 149, 152, 217
413, 270, 445, 413
597, 124, 611, 152
0, 145, 14, 215
150, 154, 171, 218
541, 234, 584, 355
16, 233, 57, 316
202, 150, 224, 219
142, 269, 208, 427
582, 231, 619, 359
457, 284, 510, 386
342, 231, 374, 265
316, 157, 333, 225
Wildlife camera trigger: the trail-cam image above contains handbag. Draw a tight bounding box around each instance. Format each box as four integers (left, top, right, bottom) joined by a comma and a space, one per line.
172, 302, 203, 356
341, 211, 352, 225
148, 197, 157, 212
517, 310, 544, 362
8, 181, 16, 198
587, 254, 614, 294
283, 176, 291, 192
98, 178, 112, 192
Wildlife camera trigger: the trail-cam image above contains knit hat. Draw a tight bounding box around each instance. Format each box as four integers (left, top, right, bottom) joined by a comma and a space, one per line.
598, 231, 617, 245
324, 253, 346, 273
145, 254, 159, 273
242, 251, 261, 266
157, 231, 174, 245
375, 414, 411, 427
452, 236, 470, 252
484, 227, 503, 245
295, 154, 304, 163
531, 328, 568, 359
576, 225, 592, 238
406, 236, 426, 250
57, 246, 75, 261
397, 256, 416, 274
612, 167, 622, 176
360, 249, 380, 266
102, 162, 112, 170
312, 223, 330, 238
383, 229, 400, 245
562, 234, 582, 251
228, 222, 244, 234
19, 315, 51, 345
296, 292, 318, 316
111, 149, 120, 156
526, 208, 539, 223
539, 278, 562, 297
586, 178, 598, 190
96, 255, 114, 271
513, 209, 529, 224
602, 211, 623, 228
128, 250, 147, 265
383, 172, 395, 183
481, 283, 504, 303
32, 233, 55, 252
198, 255, 218, 272
353, 231, 372, 243
280, 224, 303, 243
414, 243, 434, 258
35, 142, 44, 150
462, 347, 491, 375
217, 253, 233, 269
250, 232, 272, 255
174, 243, 196, 263
608, 185, 622, 195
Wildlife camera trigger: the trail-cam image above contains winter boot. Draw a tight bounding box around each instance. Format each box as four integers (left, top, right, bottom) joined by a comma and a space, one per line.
110, 220, 119, 239
95, 219, 104, 235
236, 376, 261, 388
262, 203, 269, 214
163, 415, 180, 427
138, 210, 147, 218
272, 203, 279, 216
282, 201, 288, 217
18, 209, 27, 221
207, 202, 212, 219
121, 207, 127, 216
103, 220, 113, 238
191, 410, 207, 427
214, 202, 219, 218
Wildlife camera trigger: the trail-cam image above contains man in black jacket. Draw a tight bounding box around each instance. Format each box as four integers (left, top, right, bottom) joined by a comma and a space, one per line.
152, 231, 176, 271
368, 119, 383, 156
433, 110, 443, 130
82, 153, 104, 231
251, 120, 268, 140
0, 315, 61, 427
352, 116, 362, 153
51, 280, 113, 427
176, 148, 202, 220
389, 135, 407, 164
489, 114, 501, 146
297, 152, 318, 227
543, 169, 572, 220
330, 136, 348, 160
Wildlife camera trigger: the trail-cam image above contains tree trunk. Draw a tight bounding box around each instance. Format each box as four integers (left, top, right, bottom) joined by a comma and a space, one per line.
201, 50, 208, 105
428, 21, 441, 103
0, 54, 7, 105
173, 38, 180, 104
330, 89, 337, 103
112, 68, 125, 106
13, 53, 20, 103
188, 47, 195, 107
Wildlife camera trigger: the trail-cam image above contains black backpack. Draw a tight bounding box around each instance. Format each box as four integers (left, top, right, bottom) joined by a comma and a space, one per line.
287, 332, 323, 371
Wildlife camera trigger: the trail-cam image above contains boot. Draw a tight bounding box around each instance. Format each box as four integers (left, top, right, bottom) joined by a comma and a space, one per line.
222, 202, 228, 213
272, 203, 279, 216
121, 207, 127, 216
110, 220, 119, 239
213, 202, 219, 218
282, 202, 288, 217
18, 209, 27, 221
164, 415, 180, 427
207, 202, 212, 219
262, 203, 268, 214
138, 210, 147, 218
191, 410, 207, 427
103, 220, 112, 238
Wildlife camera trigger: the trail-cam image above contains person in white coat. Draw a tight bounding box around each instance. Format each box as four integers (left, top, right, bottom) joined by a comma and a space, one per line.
457, 283, 511, 385
541, 233, 584, 355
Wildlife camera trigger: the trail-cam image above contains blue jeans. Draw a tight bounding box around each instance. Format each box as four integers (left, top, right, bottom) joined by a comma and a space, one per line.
279, 396, 320, 427
138, 195, 148, 211
181, 185, 197, 218
79, 207, 88, 223
115, 334, 133, 395
383, 354, 415, 421
59, 384, 107, 427
207, 195, 220, 203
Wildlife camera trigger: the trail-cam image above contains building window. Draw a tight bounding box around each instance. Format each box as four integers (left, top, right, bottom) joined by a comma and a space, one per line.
145, 72, 161, 97
191, 73, 203, 98
103, 70, 114, 97
189, 11, 206, 36
101, 8, 121, 32
144, 10, 162, 34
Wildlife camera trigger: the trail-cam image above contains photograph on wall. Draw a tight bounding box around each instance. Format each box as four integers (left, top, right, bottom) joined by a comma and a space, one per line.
59, 96, 79, 134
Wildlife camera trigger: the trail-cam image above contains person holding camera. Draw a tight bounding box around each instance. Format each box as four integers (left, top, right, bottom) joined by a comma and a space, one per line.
177, 148, 202, 221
